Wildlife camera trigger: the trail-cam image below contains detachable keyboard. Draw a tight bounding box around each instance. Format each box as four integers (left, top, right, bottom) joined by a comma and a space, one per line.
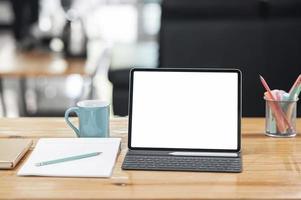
122, 154, 242, 173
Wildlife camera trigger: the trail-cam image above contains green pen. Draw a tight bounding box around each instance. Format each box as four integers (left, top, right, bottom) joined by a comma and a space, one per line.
288, 75, 301, 100
35, 152, 102, 167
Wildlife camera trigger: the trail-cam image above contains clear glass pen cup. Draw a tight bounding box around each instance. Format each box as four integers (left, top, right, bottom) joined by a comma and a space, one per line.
264, 97, 298, 137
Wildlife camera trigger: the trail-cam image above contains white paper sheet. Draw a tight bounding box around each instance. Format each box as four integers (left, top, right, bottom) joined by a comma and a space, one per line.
18, 138, 121, 178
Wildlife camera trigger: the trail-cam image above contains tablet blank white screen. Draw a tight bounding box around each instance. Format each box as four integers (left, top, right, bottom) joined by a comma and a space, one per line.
131, 71, 238, 150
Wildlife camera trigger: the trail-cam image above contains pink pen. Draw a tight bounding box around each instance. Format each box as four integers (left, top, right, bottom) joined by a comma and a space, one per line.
260, 75, 293, 131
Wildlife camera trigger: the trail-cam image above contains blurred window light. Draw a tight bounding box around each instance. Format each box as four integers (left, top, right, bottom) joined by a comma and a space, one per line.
39, 0, 66, 36
86, 5, 137, 43
143, 3, 161, 35
50, 38, 64, 52
39, 17, 52, 32
65, 74, 84, 98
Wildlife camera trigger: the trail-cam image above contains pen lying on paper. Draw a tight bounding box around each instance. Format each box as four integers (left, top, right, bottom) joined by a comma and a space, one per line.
35, 152, 102, 167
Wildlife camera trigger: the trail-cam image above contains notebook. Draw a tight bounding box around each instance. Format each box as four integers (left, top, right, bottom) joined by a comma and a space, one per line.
0, 139, 32, 169
18, 138, 121, 177
122, 68, 242, 173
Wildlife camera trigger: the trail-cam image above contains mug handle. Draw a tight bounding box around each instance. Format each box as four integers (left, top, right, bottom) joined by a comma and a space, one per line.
64, 107, 80, 137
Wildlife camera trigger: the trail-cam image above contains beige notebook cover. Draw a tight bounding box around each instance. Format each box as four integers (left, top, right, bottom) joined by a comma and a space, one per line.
0, 139, 33, 169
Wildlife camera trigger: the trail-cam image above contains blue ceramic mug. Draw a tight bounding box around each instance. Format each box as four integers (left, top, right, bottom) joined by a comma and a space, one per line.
64, 100, 110, 137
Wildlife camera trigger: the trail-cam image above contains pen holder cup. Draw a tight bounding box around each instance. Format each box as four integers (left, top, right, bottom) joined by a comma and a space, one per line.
265, 98, 298, 137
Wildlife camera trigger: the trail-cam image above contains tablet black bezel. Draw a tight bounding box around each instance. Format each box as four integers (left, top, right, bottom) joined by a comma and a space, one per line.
127, 68, 242, 153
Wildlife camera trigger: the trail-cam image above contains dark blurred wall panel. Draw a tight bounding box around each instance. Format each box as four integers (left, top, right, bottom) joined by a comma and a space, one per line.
159, 0, 301, 117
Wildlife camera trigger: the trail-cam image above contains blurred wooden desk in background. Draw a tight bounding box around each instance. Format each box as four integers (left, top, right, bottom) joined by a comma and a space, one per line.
0, 46, 95, 116
0, 51, 86, 78
0, 117, 301, 199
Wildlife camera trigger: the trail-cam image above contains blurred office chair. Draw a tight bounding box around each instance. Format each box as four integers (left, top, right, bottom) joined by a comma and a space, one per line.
108, 67, 132, 116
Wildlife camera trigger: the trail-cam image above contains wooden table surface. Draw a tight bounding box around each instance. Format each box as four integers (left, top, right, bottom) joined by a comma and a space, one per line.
0, 117, 301, 200
0, 51, 86, 77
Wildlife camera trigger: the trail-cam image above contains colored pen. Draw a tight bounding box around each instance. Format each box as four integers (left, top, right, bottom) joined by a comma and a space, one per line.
35, 152, 102, 167
259, 75, 293, 131
288, 74, 301, 100
289, 75, 301, 94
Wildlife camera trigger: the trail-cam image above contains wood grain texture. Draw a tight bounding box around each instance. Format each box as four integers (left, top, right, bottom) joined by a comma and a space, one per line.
0, 117, 301, 200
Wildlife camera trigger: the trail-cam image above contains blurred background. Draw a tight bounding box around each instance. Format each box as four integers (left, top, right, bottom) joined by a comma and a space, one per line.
0, 0, 300, 117
0, 0, 160, 117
